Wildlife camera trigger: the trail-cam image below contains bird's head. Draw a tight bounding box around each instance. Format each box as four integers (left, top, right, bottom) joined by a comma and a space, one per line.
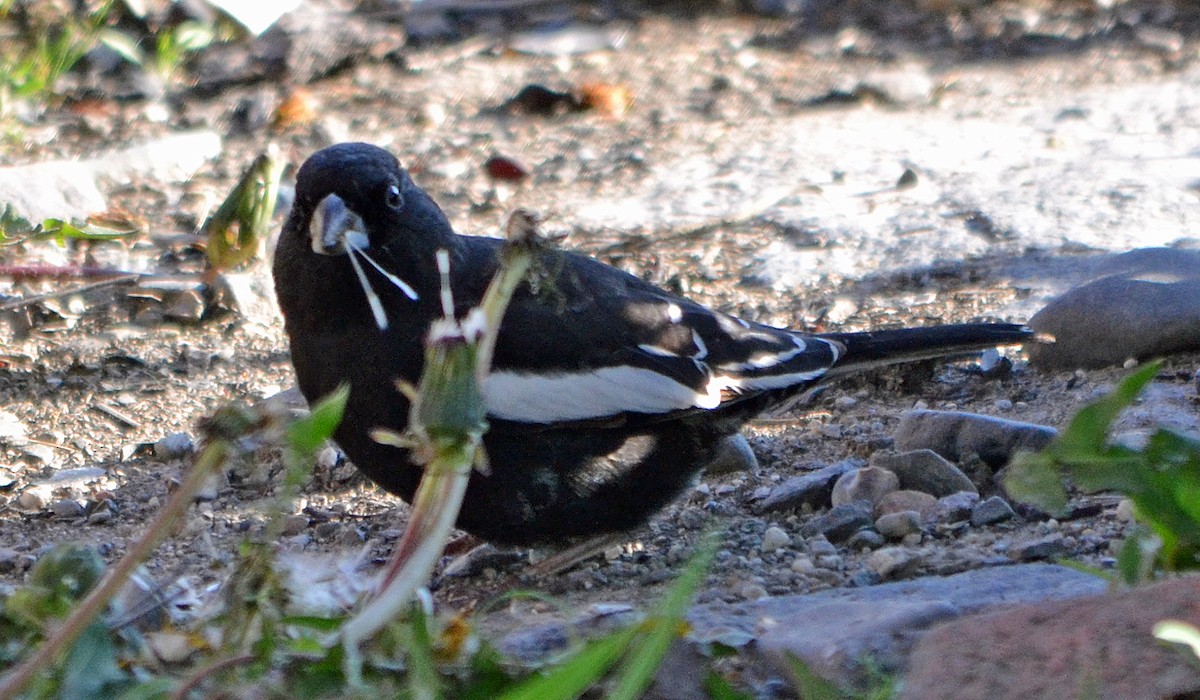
291, 142, 413, 256
282, 143, 456, 328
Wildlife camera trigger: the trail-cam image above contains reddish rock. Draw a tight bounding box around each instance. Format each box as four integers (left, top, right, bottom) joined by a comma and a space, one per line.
901, 577, 1200, 700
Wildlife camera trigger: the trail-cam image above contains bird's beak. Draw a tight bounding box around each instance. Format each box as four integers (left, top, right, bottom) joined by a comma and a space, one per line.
310, 193, 369, 255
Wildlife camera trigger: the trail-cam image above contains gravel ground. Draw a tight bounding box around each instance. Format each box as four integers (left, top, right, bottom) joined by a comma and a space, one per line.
1, 0, 1199, 670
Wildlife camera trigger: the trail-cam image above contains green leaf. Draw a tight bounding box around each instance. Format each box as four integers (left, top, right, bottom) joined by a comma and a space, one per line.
1003, 451, 1070, 514
113, 677, 175, 700
7, 545, 105, 626
405, 604, 443, 700
287, 384, 349, 459
42, 218, 138, 242
0, 203, 37, 239
1055, 361, 1160, 457
98, 29, 144, 66
204, 151, 283, 272
607, 542, 715, 700
172, 21, 214, 52
59, 622, 128, 699
784, 653, 852, 700
284, 614, 346, 633
496, 626, 640, 700
704, 671, 754, 700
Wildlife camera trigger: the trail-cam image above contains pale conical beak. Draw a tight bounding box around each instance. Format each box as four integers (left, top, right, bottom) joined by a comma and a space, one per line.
310, 193, 369, 255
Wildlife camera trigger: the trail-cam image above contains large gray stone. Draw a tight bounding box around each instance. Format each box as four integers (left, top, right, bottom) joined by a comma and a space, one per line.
688, 564, 1107, 691
753, 459, 863, 513
871, 449, 977, 497
893, 410, 1058, 468
1030, 276, 1200, 369
901, 577, 1200, 700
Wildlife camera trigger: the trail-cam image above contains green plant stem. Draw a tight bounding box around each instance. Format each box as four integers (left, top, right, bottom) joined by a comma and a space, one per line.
0, 441, 229, 699
340, 214, 541, 681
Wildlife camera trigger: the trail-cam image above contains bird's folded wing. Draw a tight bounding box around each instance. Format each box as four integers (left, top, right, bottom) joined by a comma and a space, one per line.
483, 295, 842, 424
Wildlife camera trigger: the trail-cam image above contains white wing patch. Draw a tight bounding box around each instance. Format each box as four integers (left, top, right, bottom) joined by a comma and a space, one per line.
717, 336, 807, 372
484, 367, 710, 423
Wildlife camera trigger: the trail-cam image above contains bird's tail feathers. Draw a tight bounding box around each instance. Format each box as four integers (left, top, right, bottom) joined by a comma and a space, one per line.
819, 323, 1034, 378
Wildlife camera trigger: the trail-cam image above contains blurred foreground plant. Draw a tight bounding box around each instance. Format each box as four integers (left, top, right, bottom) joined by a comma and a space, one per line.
202, 150, 283, 279
0, 0, 113, 114
1004, 360, 1200, 582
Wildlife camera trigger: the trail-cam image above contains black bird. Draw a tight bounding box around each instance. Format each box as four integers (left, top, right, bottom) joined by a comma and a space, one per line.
273, 143, 1031, 546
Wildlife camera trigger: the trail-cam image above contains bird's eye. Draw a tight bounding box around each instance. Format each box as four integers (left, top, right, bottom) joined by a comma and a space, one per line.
385, 184, 403, 210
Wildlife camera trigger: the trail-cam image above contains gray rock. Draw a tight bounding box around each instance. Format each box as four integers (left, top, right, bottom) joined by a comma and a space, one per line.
0, 548, 18, 574
971, 496, 1017, 526
0, 410, 29, 446
1009, 534, 1067, 561
831, 467, 900, 508
1093, 247, 1200, 281
800, 503, 873, 544
645, 641, 717, 700
893, 410, 1058, 468
0, 161, 107, 224
49, 499, 85, 519
690, 564, 1107, 691
87, 509, 113, 525
760, 526, 792, 553
154, 432, 195, 460
500, 604, 640, 665
845, 529, 886, 551
901, 577, 1200, 700
934, 491, 981, 524
857, 66, 935, 106
280, 515, 309, 537
871, 449, 977, 497
754, 459, 863, 513
874, 490, 938, 519
704, 433, 759, 475
1030, 276, 1200, 369
875, 511, 923, 540
0, 131, 220, 230
866, 547, 922, 580
93, 131, 222, 187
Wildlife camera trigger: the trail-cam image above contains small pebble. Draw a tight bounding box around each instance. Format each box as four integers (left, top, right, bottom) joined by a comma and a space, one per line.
970, 496, 1017, 526
314, 522, 340, 539
800, 502, 873, 543
1009, 534, 1067, 561
845, 529, 885, 550
87, 509, 113, 525
790, 556, 816, 574
933, 491, 981, 523
155, 432, 195, 460
901, 533, 923, 547
875, 511, 922, 539
146, 631, 195, 664
808, 536, 837, 557
874, 490, 937, 519
834, 395, 858, 410
16, 491, 45, 511
50, 499, 86, 519
760, 526, 791, 553
831, 466, 900, 508
281, 514, 309, 537
866, 547, 921, 580
740, 583, 769, 600
1115, 498, 1136, 522
0, 548, 18, 574
872, 449, 977, 497
994, 399, 1014, 411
